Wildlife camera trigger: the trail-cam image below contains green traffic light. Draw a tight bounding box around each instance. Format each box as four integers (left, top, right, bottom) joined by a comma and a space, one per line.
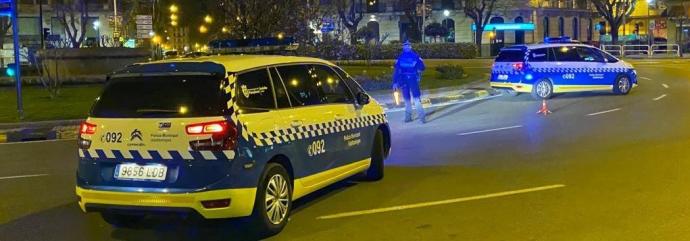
5, 67, 15, 77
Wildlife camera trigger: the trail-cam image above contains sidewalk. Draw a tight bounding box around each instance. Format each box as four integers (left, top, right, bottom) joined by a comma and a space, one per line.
369, 80, 499, 111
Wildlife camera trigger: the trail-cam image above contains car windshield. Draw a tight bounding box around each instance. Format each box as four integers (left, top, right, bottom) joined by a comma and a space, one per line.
91, 75, 226, 118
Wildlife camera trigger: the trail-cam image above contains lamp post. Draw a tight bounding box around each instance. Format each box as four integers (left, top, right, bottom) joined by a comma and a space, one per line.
647, 0, 654, 46
93, 20, 101, 47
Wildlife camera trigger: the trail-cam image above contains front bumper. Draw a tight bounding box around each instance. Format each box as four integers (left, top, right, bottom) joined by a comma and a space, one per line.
490, 82, 533, 93
76, 186, 256, 219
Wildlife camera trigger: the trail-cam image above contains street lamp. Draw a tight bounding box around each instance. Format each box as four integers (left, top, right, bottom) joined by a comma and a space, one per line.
169, 4, 178, 13
93, 20, 101, 47
222, 26, 229, 33
199, 25, 208, 34
443, 9, 450, 17
647, 0, 654, 46
204, 15, 213, 24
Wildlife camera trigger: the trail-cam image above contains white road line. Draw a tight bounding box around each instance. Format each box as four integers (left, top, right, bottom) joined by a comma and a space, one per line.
316, 184, 566, 220
0, 174, 49, 180
457, 125, 522, 136
653, 94, 667, 101
640, 77, 652, 80
662, 83, 669, 89
385, 94, 501, 113
587, 108, 621, 116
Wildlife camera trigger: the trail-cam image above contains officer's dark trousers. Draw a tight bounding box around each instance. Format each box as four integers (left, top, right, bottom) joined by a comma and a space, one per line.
401, 80, 425, 121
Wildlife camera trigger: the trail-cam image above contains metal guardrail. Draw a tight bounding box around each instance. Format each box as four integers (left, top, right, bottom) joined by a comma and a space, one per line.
622, 45, 650, 56
651, 44, 680, 56
601, 45, 622, 56
602, 44, 681, 57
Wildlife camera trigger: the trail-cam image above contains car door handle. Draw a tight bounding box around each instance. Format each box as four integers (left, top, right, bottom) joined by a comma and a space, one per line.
291, 120, 303, 127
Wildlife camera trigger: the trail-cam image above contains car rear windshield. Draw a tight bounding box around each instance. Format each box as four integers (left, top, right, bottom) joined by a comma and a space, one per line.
495, 50, 526, 62
91, 75, 226, 118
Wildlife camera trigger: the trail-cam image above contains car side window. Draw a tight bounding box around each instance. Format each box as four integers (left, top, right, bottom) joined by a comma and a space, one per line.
576, 47, 605, 62
309, 65, 353, 104
598, 49, 620, 63
276, 65, 323, 106
553, 46, 581, 62
235, 69, 275, 112
529, 48, 548, 62
269, 67, 291, 109
332, 66, 365, 94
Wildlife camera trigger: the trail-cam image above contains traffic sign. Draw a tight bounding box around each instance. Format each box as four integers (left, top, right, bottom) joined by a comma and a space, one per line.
136, 15, 152, 20
136, 19, 152, 25
136, 24, 153, 30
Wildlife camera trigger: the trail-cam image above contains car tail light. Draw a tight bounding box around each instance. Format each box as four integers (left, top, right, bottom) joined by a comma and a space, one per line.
79, 122, 97, 135
512, 62, 524, 72
186, 120, 238, 151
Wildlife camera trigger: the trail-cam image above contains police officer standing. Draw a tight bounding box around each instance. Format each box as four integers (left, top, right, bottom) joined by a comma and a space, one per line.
392, 41, 426, 123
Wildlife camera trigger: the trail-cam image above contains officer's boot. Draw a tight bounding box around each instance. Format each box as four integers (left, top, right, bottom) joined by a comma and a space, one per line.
414, 98, 427, 124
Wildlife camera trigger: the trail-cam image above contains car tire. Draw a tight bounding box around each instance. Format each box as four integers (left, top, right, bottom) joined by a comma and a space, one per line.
613, 75, 632, 95
249, 163, 292, 237
364, 130, 385, 181
531, 79, 553, 100
100, 212, 144, 228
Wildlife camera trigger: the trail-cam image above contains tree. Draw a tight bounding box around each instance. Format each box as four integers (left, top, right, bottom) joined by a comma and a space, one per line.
424, 22, 449, 43
399, 0, 422, 43
460, 0, 500, 56
53, 0, 91, 48
591, 0, 637, 44
335, 0, 364, 44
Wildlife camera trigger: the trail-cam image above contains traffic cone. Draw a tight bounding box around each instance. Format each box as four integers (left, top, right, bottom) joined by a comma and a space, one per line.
536, 99, 552, 115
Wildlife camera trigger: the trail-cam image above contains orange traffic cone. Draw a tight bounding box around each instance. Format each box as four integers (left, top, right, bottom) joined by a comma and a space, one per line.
536, 99, 552, 115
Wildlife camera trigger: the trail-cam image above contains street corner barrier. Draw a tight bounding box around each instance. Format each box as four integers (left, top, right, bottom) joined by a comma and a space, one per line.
0, 125, 79, 143
381, 88, 500, 111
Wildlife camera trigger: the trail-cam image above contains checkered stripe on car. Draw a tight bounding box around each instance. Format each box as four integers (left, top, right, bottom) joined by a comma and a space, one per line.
247, 114, 387, 147
79, 149, 236, 161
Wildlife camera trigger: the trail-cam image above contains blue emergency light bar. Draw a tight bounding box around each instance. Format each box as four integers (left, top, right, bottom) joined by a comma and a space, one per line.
471, 23, 535, 31
544, 36, 575, 43
0, 0, 12, 17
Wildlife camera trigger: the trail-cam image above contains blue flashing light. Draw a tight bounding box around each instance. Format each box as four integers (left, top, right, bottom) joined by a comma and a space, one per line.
472, 23, 535, 31
544, 36, 574, 43
525, 73, 533, 81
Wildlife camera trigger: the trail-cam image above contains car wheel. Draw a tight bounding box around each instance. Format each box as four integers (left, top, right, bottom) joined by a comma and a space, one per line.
249, 163, 292, 237
531, 79, 553, 100
100, 212, 145, 228
613, 75, 632, 95
364, 130, 385, 181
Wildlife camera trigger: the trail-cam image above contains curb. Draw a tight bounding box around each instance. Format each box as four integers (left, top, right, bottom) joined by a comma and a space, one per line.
0, 124, 80, 143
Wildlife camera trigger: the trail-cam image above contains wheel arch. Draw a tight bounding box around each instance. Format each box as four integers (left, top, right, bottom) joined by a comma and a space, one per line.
267, 154, 294, 185
377, 124, 391, 159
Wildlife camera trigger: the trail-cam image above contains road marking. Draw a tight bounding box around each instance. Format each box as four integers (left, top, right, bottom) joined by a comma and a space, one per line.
385, 94, 501, 113
0, 174, 49, 180
662, 83, 669, 89
587, 108, 621, 116
653, 94, 667, 101
0, 138, 76, 145
457, 125, 522, 136
316, 184, 566, 220
640, 77, 652, 80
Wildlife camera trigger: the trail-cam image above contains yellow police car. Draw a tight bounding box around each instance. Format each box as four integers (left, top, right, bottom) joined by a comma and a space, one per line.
75, 55, 391, 235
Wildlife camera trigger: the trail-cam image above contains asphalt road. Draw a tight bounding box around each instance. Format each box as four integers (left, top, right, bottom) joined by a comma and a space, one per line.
2, 59, 690, 241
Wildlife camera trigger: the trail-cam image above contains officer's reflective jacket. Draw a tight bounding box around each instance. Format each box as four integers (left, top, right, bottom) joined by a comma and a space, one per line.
393, 51, 425, 88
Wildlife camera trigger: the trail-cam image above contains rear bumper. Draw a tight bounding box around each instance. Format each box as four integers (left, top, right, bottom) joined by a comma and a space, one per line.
76, 186, 256, 219
490, 82, 533, 93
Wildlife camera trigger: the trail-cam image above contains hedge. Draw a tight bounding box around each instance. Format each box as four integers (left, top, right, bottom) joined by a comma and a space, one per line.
297, 41, 477, 60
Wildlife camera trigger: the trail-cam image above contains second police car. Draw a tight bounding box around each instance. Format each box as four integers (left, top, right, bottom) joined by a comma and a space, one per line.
490, 38, 638, 99
75, 55, 391, 236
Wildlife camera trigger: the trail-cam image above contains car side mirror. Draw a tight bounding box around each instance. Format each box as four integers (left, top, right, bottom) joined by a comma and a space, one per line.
356, 92, 370, 106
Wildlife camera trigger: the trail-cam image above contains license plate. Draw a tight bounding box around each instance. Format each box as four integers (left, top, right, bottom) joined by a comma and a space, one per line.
497, 74, 509, 80
114, 163, 167, 181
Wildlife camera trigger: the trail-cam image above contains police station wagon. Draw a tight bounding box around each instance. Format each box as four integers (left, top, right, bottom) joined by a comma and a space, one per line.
75, 55, 391, 236
490, 41, 638, 99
